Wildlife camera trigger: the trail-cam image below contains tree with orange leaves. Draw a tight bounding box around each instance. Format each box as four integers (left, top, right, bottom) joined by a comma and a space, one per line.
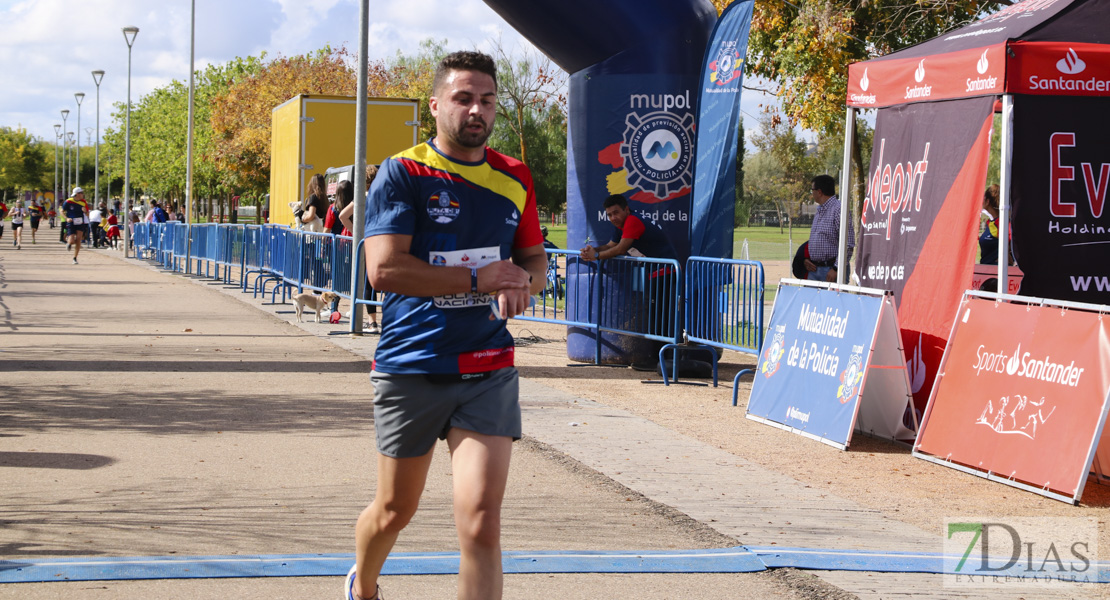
210, 47, 358, 196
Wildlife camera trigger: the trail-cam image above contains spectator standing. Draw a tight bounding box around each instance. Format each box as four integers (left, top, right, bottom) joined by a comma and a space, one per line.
339, 165, 382, 334
346, 50, 547, 600
151, 201, 169, 224
88, 205, 103, 248
804, 174, 854, 283
0, 200, 7, 243
301, 174, 328, 227
104, 209, 121, 249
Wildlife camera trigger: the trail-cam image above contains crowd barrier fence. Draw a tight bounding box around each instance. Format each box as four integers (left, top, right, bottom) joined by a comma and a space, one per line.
131, 224, 766, 390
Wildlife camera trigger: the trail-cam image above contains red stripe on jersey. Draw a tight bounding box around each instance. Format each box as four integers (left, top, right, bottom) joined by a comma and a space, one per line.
485, 150, 544, 250
458, 346, 515, 373
396, 158, 469, 186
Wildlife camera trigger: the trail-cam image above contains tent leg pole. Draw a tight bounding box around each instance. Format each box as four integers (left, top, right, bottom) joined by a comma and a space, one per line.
838, 107, 856, 284
998, 94, 1013, 294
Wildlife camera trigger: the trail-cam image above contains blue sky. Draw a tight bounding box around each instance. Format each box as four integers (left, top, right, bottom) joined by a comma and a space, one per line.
0, 0, 777, 146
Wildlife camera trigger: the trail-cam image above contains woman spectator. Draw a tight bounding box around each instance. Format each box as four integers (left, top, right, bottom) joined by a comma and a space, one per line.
979, 184, 1002, 265
301, 174, 328, 227
338, 165, 381, 334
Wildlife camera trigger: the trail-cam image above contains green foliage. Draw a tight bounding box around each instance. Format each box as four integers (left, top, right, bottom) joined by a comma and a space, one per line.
487, 44, 568, 215
747, 113, 818, 229
735, 119, 747, 225
0, 126, 48, 194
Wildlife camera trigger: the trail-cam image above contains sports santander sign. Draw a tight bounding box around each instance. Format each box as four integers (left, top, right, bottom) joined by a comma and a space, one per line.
914, 295, 1110, 503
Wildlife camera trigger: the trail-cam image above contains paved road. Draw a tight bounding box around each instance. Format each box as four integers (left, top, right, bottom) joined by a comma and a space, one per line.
0, 240, 1101, 599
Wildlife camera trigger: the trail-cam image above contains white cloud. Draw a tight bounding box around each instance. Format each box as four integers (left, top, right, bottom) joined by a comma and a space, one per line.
0, 0, 541, 140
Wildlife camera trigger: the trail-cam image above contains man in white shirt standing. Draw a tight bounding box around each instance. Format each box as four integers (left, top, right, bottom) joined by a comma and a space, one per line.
88, 205, 103, 248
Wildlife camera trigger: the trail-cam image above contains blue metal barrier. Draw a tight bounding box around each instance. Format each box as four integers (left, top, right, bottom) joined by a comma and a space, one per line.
125, 223, 764, 398
515, 250, 593, 329
659, 257, 765, 400
348, 238, 383, 332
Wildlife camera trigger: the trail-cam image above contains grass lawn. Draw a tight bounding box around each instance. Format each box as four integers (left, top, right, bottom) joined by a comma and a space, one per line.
541, 224, 808, 259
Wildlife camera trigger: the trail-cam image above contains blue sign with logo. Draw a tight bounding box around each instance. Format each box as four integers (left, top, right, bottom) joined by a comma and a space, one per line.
747, 283, 886, 448
689, 0, 754, 259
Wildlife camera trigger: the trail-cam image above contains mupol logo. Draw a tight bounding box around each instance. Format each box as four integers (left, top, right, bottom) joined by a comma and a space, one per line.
620, 108, 695, 199
646, 140, 678, 161
1057, 48, 1087, 75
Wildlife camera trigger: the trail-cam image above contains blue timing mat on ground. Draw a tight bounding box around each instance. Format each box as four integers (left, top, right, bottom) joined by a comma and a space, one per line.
3, 546, 1108, 583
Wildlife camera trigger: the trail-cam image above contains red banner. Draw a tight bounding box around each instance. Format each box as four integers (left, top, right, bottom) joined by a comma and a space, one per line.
915, 296, 1110, 501
855, 97, 995, 418
1008, 41, 1110, 97
847, 45, 1005, 108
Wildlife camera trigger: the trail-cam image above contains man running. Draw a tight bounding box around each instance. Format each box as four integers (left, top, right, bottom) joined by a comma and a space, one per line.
63, 188, 89, 264
346, 50, 547, 600
29, 200, 44, 244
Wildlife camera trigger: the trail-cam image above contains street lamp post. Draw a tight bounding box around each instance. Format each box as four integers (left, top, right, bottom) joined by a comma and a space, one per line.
61, 109, 70, 198
92, 70, 104, 208
122, 26, 139, 257
54, 124, 61, 227
74, 92, 85, 188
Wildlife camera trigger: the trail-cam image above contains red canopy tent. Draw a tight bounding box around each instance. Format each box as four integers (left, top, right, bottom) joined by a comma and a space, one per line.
836, 0, 1110, 422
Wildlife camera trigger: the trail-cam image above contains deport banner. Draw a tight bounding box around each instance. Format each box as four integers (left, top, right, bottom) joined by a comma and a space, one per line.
914, 294, 1110, 503
855, 95, 995, 418
747, 282, 886, 449
1011, 94, 1110, 305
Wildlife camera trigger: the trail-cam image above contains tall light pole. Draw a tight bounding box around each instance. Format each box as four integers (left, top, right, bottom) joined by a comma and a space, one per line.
61, 109, 70, 198
74, 92, 85, 188
123, 26, 139, 257
185, 0, 196, 273
92, 70, 104, 207
54, 124, 61, 222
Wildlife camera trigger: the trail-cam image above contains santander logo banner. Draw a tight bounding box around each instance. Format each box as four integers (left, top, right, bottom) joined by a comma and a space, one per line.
847, 46, 1004, 108
1013, 42, 1110, 96
914, 294, 1110, 501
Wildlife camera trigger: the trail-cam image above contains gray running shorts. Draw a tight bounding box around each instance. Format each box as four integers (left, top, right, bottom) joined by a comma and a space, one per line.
370, 367, 521, 458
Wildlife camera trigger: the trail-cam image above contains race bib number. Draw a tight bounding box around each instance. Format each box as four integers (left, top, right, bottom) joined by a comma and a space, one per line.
429, 246, 500, 309
69, 217, 87, 225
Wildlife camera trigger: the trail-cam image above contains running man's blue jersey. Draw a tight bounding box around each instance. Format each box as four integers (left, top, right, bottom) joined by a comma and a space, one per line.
63, 198, 87, 220
364, 140, 544, 375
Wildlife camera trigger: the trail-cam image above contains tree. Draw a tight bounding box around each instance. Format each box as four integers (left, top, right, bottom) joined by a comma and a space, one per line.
210, 47, 357, 197
712, 0, 1010, 204
0, 127, 48, 199
373, 39, 447, 145
712, 0, 1012, 137
749, 113, 817, 233
487, 40, 568, 215
735, 118, 747, 225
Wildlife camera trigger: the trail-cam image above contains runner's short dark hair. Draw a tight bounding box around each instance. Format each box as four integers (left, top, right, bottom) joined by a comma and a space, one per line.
433, 51, 497, 95
603, 194, 628, 210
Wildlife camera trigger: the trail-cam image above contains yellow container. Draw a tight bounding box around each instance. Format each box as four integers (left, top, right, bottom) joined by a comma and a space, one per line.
269, 94, 419, 226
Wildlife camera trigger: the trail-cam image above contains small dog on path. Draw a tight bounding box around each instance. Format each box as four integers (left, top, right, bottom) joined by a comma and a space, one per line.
293, 291, 339, 323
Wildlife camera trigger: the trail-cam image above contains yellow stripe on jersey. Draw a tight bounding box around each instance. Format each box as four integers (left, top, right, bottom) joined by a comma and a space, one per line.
394, 144, 528, 213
